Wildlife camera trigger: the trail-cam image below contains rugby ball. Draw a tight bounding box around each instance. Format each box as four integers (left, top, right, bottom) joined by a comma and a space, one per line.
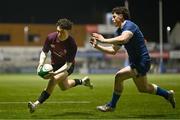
38, 64, 53, 79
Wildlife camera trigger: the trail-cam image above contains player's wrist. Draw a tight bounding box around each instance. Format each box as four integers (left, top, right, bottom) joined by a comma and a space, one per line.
39, 64, 43, 67
95, 43, 100, 49
94, 41, 99, 48
101, 38, 107, 43
37, 64, 43, 73
38, 62, 44, 67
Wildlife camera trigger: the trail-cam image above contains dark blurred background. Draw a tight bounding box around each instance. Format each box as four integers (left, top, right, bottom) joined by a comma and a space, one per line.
0, 0, 180, 73
0, 0, 179, 42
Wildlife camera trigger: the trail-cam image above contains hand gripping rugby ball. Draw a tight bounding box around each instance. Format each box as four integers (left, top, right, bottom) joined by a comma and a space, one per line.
38, 64, 53, 79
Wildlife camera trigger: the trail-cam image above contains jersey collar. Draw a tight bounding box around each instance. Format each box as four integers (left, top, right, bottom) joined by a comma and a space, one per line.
121, 20, 127, 29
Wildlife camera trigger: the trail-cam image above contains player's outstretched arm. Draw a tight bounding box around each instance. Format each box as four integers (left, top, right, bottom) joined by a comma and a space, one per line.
51, 62, 72, 75
92, 31, 133, 44
90, 37, 120, 55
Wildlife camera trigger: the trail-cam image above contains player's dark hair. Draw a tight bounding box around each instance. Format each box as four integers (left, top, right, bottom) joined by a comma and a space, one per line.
56, 18, 73, 30
112, 6, 130, 20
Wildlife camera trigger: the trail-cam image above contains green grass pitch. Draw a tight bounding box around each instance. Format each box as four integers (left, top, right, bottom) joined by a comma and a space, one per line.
0, 74, 179, 119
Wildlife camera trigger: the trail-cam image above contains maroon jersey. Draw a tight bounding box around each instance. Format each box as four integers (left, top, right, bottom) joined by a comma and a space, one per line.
42, 32, 77, 65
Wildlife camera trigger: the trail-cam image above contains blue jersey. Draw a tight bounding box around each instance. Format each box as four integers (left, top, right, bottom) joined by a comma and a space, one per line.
116, 20, 151, 76
116, 20, 150, 64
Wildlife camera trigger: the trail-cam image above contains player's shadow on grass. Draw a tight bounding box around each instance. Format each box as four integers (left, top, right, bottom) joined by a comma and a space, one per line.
132, 114, 167, 119
135, 113, 177, 119
50, 111, 94, 117
114, 113, 177, 119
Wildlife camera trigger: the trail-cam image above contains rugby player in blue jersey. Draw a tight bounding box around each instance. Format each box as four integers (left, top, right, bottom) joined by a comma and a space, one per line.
28, 18, 93, 113
90, 6, 175, 112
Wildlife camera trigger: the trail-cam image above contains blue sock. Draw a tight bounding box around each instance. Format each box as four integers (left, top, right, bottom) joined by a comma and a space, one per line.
156, 87, 169, 99
108, 92, 120, 108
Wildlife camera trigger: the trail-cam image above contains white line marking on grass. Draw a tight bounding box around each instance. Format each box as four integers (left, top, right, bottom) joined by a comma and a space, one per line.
0, 101, 91, 104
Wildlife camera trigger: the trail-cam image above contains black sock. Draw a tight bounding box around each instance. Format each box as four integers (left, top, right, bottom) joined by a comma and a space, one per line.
38, 90, 50, 104
74, 79, 82, 86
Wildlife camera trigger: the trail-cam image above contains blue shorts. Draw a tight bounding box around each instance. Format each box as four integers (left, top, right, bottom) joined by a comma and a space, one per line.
52, 64, 74, 75
130, 60, 151, 76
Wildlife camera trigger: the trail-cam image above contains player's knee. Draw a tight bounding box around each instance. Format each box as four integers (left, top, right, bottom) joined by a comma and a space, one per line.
137, 87, 148, 93
60, 87, 67, 91
115, 73, 124, 83
59, 85, 69, 91
115, 73, 121, 81
114, 88, 122, 93
58, 83, 69, 91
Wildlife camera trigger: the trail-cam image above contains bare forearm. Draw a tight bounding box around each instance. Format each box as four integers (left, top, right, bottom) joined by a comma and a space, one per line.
102, 36, 126, 44
54, 62, 72, 74
96, 44, 116, 55
105, 37, 123, 44
39, 51, 47, 65
97, 31, 132, 44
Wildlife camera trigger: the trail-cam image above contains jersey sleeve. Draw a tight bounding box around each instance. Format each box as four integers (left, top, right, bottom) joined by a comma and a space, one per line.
42, 36, 51, 53
123, 22, 137, 34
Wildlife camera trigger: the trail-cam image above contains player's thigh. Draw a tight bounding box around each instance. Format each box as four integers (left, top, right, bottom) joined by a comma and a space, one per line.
54, 71, 71, 90
53, 71, 68, 83
58, 77, 69, 90
133, 75, 148, 91
115, 66, 135, 81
